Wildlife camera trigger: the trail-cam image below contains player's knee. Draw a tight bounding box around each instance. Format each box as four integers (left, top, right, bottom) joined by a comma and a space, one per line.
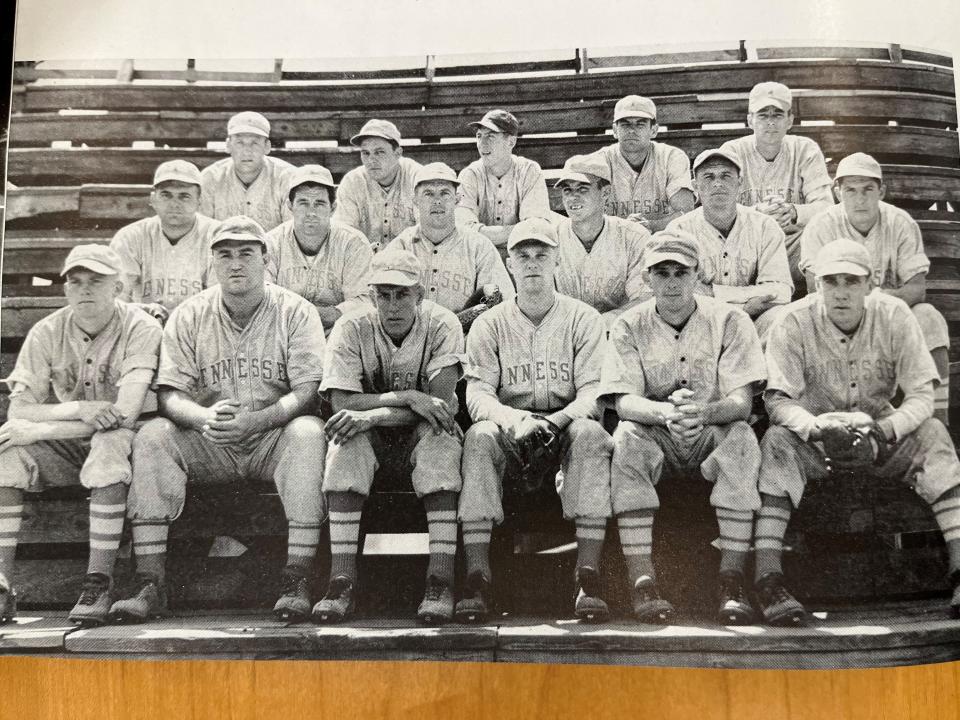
566, 418, 612, 452
915, 416, 952, 447
464, 420, 501, 454
133, 417, 180, 455
282, 415, 325, 444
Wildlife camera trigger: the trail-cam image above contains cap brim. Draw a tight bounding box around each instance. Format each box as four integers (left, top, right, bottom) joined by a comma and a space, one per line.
368, 271, 420, 287
693, 153, 742, 173
349, 132, 398, 146
61, 260, 119, 276
749, 100, 791, 113
614, 110, 656, 122
154, 174, 201, 186
212, 234, 266, 247
415, 177, 460, 188
835, 170, 883, 181
229, 125, 269, 138
507, 234, 558, 251
468, 119, 507, 133
815, 260, 871, 278
643, 252, 698, 270
554, 172, 597, 187
289, 177, 337, 192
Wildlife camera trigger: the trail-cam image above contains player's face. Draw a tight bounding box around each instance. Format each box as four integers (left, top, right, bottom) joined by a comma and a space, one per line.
506, 241, 558, 291
836, 177, 884, 226
818, 273, 871, 332
559, 179, 607, 221
748, 106, 793, 145
290, 185, 334, 241
414, 181, 458, 230
644, 261, 698, 313
150, 181, 201, 229
371, 284, 423, 340
694, 160, 741, 212
212, 240, 267, 296
612, 118, 657, 153
476, 128, 516, 167
64, 268, 123, 323
226, 133, 271, 176
359, 138, 402, 185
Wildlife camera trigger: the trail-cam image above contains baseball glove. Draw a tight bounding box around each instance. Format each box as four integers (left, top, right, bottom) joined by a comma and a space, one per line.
822, 424, 881, 472
507, 415, 564, 494
456, 286, 505, 333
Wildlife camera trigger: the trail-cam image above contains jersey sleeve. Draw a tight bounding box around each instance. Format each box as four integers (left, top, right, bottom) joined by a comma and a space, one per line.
425, 311, 465, 381
331, 172, 365, 233
5, 323, 55, 403
464, 313, 528, 428
118, 312, 163, 387
599, 314, 646, 400
753, 217, 793, 303
624, 225, 653, 301
284, 299, 327, 388
887, 305, 939, 439
199, 167, 218, 220
794, 141, 834, 227
893, 212, 931, 285
455, 166, 483, 228
664, 145, 695, 199
263, 230, 282, 284
156, 305, 201, 392
564, 307, 605, 419
337, 236, 374, 314
763, 312, 807, 400
717, 309, 767, 396
110, 225, 144, 303
319, 318, 365, 393
798, 211, 832, 275
517, 160, 552, 221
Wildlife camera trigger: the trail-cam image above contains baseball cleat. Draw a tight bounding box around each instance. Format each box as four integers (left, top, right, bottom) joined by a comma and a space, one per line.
68, 572, 113, 627
108, 574, 170, 624
417, 575, 454, 625
754, 572, 808, 627
273, 567, 311, 623
716, 571, 756, 626
0, 573, 17, 625
454, 570, 492, 624
311, 575, 355, 624
574, 566, 610, 623
630, 576, 675, 624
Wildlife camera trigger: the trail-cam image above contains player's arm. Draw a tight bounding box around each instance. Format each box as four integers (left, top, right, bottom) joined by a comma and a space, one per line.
551, 309, 608, 429
882, 272, 926, 306
330, 175, 364, 230
464, 317, 530, 431
613, 393, 680, 425
647, 188, 696, 233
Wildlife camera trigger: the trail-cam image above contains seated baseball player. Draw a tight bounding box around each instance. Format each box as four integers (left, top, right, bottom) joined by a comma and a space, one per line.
719, 82, 833, 285
332, 119, 422, 252
758, 239, 960, 624
108, 216, 327, 624
386, 161, 514, 330
313, 248, 464, 625
584, 95, 695, 232
457, 218, 613, 624
455, 109, 553, 250
0, 245, 162, 626
800, 152, 950, 424
200, 111, 293, 232
666, 148, 792, 338
265, 164, 373, 334
552, 154, 652, 328
110, 159, 220, 325
601, 231, 766, 625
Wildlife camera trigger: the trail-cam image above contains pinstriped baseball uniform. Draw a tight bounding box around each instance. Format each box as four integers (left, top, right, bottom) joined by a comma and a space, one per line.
333, 157, 422, 251
455, 155, 551, 230
385, 225, 514, 313
200, 156, 294, 231
110, 215, 221, 311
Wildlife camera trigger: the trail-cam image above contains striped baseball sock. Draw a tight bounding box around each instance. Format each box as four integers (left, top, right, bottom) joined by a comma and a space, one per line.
461, 520, 493, 579
754, 494, 793, 580
131, 522, 169, 583
327, 491, 364, 582
716, 507, 754, 575
576, 518, 607, 571
424, 492, 458, 584
86, 485, 127, 578
0, 489, 24, 579
617, 510, 656, 584
286, 522, 322, 572
932, 486, 960, 574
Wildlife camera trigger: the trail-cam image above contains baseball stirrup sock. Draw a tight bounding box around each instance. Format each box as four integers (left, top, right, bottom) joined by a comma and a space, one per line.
717, 508, 753, 574
425, 505, 458, 583
575, 518, 607, 571
87, 502, 126, 576
0, 505, 25, 577
754, 498, 792, 579
933, 491, 960, 548
617, 511, 656, 582
328, 510, 362, 580
287, 523, 322, 568
461, 520, 493, 578
131, 522, 169, 580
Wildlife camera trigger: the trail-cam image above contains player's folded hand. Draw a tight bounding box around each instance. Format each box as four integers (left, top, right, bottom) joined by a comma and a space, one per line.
406, 391, 457, 436
626, 213, 650, 227
142, 302, 170, 326
743, 294, 778, 318
0, 418, 44, 450
324, 409, 377, 445
78, 401, 125, 430
203, 407, 260, 445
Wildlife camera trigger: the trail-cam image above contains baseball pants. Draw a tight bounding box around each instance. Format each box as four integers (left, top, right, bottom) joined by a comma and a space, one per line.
0, 429, 135, 491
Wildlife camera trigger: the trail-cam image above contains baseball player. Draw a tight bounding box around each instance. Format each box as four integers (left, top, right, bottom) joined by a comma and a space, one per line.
584, 95, 695, 232
665, 148, 793, 338
0, 245, 162, 626
457, 218, 613, 624
455, 110, 553, 250
758, 238, 960, 624
108, 216, 327, 624
800, 152, 951, 423
552, 154, 652, 327
385, 162, 513, 325
719, 82, 833, 285
332, 119, 422, 252
110, 159, 220, 325
313, 248, 464, 625
265, 164, 373, 334
601, 230, 766, 625
200, 111, 293, 232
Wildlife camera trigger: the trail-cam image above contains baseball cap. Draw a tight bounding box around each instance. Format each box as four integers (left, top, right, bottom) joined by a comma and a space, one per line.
814, 238, 873, 278
553, 154, 612, 186
61, 244, 123, 276
748, 82, 792, 113
227, 111, 271, 138
506, 217, 559, 251
468, 109, 520, 136
414, 162, 460, 188
835, 152, 883, 182
613, 95, 657, 122
153, 159, 202, 186
211, 216, 267, 249
287, 164, 337, 195
368, 248, 422, 287
350, 119, 402, 146
692, 147, 742, 174
642, 230, 700, 270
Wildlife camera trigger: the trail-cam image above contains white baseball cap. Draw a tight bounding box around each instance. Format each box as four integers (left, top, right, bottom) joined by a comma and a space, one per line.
614, 95, 657, 122
553, 154, 612, 186
814, 238, 873, 278
227, 111, 271, 138
368, 248, 422, 287
350, 119, 402, 146
153, 159, 202, 187
692, 148, 742, 174
414, 162, 460, 188
835, 152, 883, 182
61, 244, 123, 276
748, 82, 792, 113
211, 216, 267, 249
287, 164, 337, 195
642, 230, 700, 270
506, 218, 559, 251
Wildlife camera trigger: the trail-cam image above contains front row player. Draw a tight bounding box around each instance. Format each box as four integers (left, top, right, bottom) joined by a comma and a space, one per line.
601, 231, 766, 625
314, 248, 465, 625
756, 239, 960, 624
109, 217, 328, 624
0, 246, 162, 625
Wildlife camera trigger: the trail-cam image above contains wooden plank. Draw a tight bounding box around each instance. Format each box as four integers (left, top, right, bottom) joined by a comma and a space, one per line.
585, 48, 742, 69
78, 184, 152, 220
1, 235, 112, 276
5, 187, 79, 220
901, 49, 954, 68
756, 46, 893, 62
1, 298, 67, 338
794, 91, 957, 126
0, 614, 77, 651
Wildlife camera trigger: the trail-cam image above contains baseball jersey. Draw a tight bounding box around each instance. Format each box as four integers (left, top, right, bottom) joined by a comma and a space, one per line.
719, 134, 833, 234
799, 201, 930, 287
665, 205, 792, 305
321, 300, 464, 395
455, 155, 551, 229
110, 214, 220, 311
158, 284, 325, 424
553, 215, 651, 316
600, 296, 766, 404
385, 225, 515, 312
465, 294, 606, 427
6, 300, 161, 406
265, 219, 373, 317
199, 155, 294, 231
764, 291, 939, 440
586, 142, 694, 226
332, 157, 422, 251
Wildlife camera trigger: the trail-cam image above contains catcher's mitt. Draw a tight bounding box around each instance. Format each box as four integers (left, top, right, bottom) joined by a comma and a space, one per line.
821, 424, 882, 472
508, 415, 564, 494
456, 286, 505, 333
